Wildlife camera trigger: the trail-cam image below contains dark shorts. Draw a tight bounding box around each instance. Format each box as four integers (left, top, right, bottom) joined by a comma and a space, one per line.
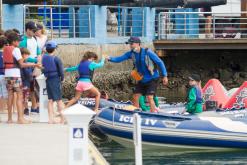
134, 79, 159, 96
46, 77, 62, 101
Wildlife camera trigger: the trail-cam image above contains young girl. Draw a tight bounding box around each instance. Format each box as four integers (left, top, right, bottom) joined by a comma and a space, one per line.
65, 51, 105, 112
185, 74, 203, 114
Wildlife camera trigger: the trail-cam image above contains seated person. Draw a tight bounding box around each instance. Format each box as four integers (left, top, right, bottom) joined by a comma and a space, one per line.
185, 74, 203, 114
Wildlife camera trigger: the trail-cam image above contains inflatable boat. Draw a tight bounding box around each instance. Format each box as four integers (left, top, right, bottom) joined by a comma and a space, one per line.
94, 107, 247, 149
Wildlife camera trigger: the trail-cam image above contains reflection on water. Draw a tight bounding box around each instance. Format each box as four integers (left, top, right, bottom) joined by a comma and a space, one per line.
97, 140, 247, 165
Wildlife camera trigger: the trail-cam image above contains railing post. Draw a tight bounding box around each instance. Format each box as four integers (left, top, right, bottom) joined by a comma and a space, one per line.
50, 7, 53, 39
158, 12, 161, 40
213, 15, 216, 39
23, 5, 26, 34
89, 7, 91, 38
73, 7, 76, 38
0, 0, 3, 30
58, 0, 62, 38
63, 104, 96, 165
142, 7, 145, 37
133, 113, 142, 165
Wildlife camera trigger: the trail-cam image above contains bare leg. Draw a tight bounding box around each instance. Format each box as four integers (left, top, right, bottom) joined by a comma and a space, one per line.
48, 100, 55, 124
12, 92, 17, 113
0, 98, 7, 112
65, 91, 81, 108
57, 100, 65, 123
16, 91, 31, 124
147, 95, 156, 113
31, 91, 38, 109
7, 91, 14, 123
133, 93, 141, 108
87, 87, 100, 112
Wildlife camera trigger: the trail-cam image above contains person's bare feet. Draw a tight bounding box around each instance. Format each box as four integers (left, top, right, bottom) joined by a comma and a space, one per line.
17, 119, 32, 124
48, 120, 57, 124
7, 119, 14, 124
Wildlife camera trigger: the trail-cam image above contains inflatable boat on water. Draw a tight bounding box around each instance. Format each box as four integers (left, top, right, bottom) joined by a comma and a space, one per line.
94, 107, 247, 149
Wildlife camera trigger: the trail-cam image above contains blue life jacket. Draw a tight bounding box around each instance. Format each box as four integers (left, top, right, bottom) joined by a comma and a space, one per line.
194, 86, 203, 104
0, 51, 4, 75
42, 55, 59, 78
78, 61, 93, 80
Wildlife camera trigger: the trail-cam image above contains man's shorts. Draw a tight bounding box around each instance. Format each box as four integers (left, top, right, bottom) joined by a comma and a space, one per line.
46, 77, 62, 101
76, 81, 93, 92
134, 79, 159, 96
0, 75, 8, 98
5, 77, 22, 92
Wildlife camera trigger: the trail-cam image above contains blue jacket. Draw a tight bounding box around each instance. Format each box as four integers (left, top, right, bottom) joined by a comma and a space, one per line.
42, 54, 64, 80
0, 51, 4, 75
109, 48, 167, 83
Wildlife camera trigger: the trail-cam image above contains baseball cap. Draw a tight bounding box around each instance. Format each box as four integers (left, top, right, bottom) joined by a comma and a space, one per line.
125, 36, 141, 44
25, 21, 38, 32
46, 40, 57, 49
188, 74, 201, 82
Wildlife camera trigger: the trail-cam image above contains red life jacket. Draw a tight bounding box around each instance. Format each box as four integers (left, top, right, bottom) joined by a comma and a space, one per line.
3, 45, 19, 69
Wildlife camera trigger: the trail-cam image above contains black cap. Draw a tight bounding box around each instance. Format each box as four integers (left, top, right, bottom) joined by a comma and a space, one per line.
188, 74, 201, 82
125, 36, 141, 44
25, 21, 38, 32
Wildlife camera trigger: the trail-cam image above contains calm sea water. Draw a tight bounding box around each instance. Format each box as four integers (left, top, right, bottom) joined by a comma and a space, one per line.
96, 140, 247, 165
93, 91, 247, 165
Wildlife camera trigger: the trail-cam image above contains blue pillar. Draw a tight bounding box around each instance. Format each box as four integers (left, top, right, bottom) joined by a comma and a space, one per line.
131, 8, 144, 37
186, 9, 199, 38
78, 7, 91, 38
143, 7, 156, 41
3, 5, 24, 33
94, 6, 107, 41
175, 8, 199, 38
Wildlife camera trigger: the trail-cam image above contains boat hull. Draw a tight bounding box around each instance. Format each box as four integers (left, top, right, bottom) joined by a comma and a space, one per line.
95, 108, 247, 149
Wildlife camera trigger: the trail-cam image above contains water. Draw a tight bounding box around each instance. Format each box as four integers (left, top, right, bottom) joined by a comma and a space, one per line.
96, 140, 247, 165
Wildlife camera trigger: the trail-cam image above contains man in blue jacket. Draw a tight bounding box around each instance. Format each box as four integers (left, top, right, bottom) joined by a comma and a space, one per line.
107, 37, 168, 112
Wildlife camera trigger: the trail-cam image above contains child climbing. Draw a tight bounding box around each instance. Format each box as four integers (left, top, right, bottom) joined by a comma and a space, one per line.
65, 51, 105, 112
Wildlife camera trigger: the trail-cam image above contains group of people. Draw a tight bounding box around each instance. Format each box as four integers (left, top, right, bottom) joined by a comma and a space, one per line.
0, 21, 47, 124
0, 21, 203, 124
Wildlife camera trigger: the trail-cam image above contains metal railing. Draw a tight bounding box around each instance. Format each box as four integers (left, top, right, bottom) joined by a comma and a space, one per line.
156, 11, 247, 40
24, 5, 92, 39
106, 6, 145, 37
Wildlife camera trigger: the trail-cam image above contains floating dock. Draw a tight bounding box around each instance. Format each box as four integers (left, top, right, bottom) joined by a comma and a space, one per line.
0, 113, 109, 165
